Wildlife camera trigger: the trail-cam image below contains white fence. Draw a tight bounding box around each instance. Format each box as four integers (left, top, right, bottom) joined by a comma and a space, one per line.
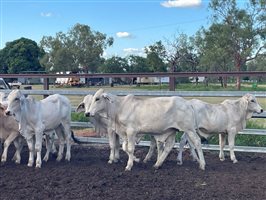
2, 89, 266, 153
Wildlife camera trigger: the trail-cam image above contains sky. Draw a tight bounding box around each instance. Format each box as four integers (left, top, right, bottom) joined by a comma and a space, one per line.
0, 0, 214, 57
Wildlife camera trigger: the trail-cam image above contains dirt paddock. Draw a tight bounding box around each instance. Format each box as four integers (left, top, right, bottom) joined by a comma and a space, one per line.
0, 144, 266, 200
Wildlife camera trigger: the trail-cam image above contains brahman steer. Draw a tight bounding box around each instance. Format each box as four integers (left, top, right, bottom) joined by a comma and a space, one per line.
0, 102, 23, 164
76, 94, 120, 164
177, 94, 264, 165
76, 95, 158, 164
87, 89, 205, 171
6, 90, 72, 168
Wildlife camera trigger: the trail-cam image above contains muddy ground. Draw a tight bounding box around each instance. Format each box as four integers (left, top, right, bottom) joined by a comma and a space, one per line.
0, 144, 266, 200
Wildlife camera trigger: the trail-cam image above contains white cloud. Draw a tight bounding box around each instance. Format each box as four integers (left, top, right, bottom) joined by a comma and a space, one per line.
161, 0, 201, 8
40, 12, 53, 17
116, 32, 131, 38
123, 48, 145, 57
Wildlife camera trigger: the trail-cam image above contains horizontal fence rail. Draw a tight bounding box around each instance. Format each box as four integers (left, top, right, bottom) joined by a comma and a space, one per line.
1, 89, 266, 153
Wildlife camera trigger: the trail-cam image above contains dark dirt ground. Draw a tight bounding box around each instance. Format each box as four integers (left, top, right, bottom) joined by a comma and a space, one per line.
0, 144, 266, 200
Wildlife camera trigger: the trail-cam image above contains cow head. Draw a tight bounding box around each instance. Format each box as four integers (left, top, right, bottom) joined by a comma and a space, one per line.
86, 88, 115, 117
5, 90, 25, 119
76, 95, 93, 117
0, 103, 6, 116
243, 93, 263, 115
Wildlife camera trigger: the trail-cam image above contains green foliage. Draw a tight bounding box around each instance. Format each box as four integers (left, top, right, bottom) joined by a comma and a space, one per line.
145, 41, 167, 72
71, 112, 89, 122
99, 56, 128, 73
0, 37, 44, 74
40, 23, 113, 73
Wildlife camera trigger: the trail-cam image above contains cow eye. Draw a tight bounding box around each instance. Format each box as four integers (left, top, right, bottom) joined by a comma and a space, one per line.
250, 100, 255, 103
14, 98, 19, 101
95, 98, 100, 102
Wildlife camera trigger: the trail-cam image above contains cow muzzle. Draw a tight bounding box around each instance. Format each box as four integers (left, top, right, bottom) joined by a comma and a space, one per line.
5, 110, 11, 116
85, 112, 91, 117
260, 109, 264, 113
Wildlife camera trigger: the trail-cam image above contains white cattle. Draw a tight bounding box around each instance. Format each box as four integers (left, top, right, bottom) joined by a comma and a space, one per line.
76, 95, 158, 164
6, 90, 72, 168
177, 94, 264, 165
0, 92, 8, 108
0, 102, 23, 164
76, 94, 120, 164
88, 89, 205, 171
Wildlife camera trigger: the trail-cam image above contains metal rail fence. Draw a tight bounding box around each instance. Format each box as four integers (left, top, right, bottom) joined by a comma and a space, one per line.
2, 89, 266, 153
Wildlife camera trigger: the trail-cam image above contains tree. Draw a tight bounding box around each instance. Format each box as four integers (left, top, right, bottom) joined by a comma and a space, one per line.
209, 0, 266, 89
195, 24, 234, 87
0, 50, 8, 74
165, 33, 199, 73
1, 37, 44, 74
40, 23, 114, 73
145, 41, 167, 72
127, 55, 150, 73
99, 56, 128, 73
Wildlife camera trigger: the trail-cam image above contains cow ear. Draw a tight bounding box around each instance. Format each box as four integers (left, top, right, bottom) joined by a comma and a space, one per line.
19, 96, 25, 106
102, 93, 113, 102
76, 102, 85, 113
243, 93, 251, 101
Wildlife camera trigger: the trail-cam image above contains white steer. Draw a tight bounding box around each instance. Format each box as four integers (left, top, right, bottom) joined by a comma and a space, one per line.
76, 94, 120, 164
0, 102, 23, 164
76, 95, 159, 164
6, 90, 72, 168
177, 94, 264, 165
87, 89, 205, 171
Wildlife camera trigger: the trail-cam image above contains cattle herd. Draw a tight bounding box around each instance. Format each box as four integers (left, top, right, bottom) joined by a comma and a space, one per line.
0, 89, 264, 171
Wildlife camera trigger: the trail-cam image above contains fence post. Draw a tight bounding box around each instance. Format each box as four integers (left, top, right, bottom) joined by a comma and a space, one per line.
43, 78, 49, 98
169, 77, 175, 91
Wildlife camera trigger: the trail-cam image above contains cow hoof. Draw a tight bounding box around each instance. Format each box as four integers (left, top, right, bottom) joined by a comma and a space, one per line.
220, 158, 225, 162
199, 164, 205, 171
35, 165, 41, 169
27, 163, 33, 167
15, 160, 21, 164
56, 157, 62, 162
143, 159, 149, 163
43, 157, 49, 162
108, 160, 113, 164
233, 159, 238, 164
177, 160, 183, 166
125, 166, 132, 171
153, 165, 160, 170
134, 158, 140, 163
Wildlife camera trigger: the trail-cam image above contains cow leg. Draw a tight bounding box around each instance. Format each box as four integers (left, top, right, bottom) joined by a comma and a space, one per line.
43, 134, 52, 162
12, 137, 23, 164
61, 122, 72, 161
35, 131, 43, 168
154, 133, 175, 169
108, 130, 118, 164
125, 129, 137, 171
26, 137, 35, 167
55, 126, 64, 162
143, 136, 156, 163
186, 130, 206, 170
1, 131, 18, 163
114, 133, 120, 162
219, 133, 226, 161
177, 133, 187, 165
187, 136, 199, 162
228, 131, 238, 163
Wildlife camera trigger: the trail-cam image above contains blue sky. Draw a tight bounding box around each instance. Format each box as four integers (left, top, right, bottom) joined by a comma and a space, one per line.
0, 0, 213, 57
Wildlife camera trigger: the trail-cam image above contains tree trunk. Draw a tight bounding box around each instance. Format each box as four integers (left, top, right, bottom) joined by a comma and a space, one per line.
234, 53, 242, 90
223, 77, 227, 88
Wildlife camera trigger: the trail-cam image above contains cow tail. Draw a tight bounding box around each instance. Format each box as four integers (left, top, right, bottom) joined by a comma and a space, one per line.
71, 130, 83, 144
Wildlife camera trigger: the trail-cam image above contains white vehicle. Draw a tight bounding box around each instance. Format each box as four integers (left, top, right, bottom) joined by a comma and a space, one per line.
0, 78, 11, 90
